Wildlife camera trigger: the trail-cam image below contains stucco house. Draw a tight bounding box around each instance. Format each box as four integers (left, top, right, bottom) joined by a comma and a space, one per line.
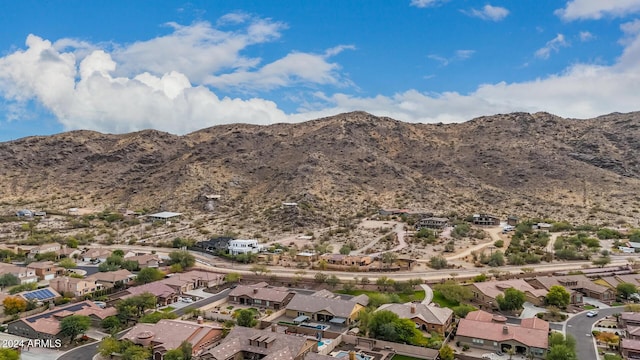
469, 279, 548, 310
376, 302, 453, 335
228, 282, 295, 310
285, 290, 368, 326
456, 310, 549, 359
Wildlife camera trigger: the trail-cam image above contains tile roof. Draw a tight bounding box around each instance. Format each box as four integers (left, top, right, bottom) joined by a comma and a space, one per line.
286, 292, 366, 319
15, 300, 116, 336
377, 302, 452, 326
87, 269, 133, 283
457, 311, 549, 349
124, 282, 177, 299
27, 261, 60, 269
622, 338, 640, 352
205, 326, 311, 360
82, 248, 113, 259
122, 319, 222, 354
229, 283, 294, 303
472, 279, 548, 299
126, 254, 161, 265
622, 312, 640, 322
627, 326, 640, 337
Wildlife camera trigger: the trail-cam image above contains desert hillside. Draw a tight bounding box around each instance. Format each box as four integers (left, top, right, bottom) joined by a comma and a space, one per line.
1, 111, 640, 226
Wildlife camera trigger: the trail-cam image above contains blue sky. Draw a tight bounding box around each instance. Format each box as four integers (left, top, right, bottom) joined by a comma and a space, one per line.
1, 0, 640, 141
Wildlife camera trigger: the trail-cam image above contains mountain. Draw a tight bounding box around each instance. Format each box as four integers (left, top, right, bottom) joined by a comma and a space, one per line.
2, 111, 640, 226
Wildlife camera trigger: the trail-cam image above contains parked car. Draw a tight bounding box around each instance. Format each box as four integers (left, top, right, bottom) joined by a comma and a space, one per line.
181, 297, 194, 303
586, 310, 598, 317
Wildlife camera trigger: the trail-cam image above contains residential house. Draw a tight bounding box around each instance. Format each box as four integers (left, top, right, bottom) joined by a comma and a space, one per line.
0, 263, 38, 284
228, 282, 295, 310
378, 208, 410, 216
621, 313, 640, 328
456, 310, 549, 359
121, 319, 223, 360
124, 253, 161, 268
469, 279, 548, 309
8, 301, 117, 340
526, 276, 584, 305
27, 261, 64, 281
376, 302, 453, 335
201, 326, 318, 360
123, 282, 179, 306
320, 254, 372, 267
416, 217, 449, 230
175, 270, 225, 288
28, 243, 61, 259
527, 275, 615, 304
147, 211, 182, 222
160, 276, 194, 294
596, 274, 640, 290
285, 290, 368, 326
628, 326, 640, 341
472, 214, 500, 226
49, 277, 100, 298
195, 237, 234, 253
295, 252, 318, 263
16, 287, 61, 303
228, 239, 263, 255
86, 269, 134, 289
622, 339, 640, 359
507, 216, 519, 226
81, 248, 113, 263
57, 247, 82, 259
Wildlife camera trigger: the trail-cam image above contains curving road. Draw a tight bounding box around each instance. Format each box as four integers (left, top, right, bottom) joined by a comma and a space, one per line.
566, 307, 621, 360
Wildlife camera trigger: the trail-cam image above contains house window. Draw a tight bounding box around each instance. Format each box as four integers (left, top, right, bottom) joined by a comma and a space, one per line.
472, 339, 484, 344
255, 299, 262, 304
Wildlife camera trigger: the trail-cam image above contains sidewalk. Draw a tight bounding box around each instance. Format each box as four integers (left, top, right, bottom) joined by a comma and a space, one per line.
420, 284, 433, 305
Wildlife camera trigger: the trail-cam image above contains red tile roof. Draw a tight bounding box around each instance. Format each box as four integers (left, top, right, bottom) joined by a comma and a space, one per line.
457, 311, 549, 349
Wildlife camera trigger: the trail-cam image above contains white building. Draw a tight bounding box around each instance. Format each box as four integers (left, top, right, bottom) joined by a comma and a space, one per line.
228, 239, 264, 255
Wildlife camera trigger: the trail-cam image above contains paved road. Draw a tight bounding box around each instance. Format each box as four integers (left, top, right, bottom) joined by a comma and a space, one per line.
566, 307, 620, 360
173, 288, 232, 316
56, 342, 99, 360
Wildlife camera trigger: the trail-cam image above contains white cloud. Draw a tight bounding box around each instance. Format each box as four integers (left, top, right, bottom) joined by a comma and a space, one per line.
428, 49, 475, 66
464, 5, 510, 21
579, 31, 594, 42
535, 34, 569, 59
410, 0, 448, 8
556, 0, 640, 21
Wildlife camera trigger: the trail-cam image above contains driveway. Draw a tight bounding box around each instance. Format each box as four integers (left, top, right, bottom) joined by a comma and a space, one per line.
519, 302, 547, 319
420, 284, 433, 305
566, 307, 621, 360
583, 297, 611, 309
172, 288, 231, 316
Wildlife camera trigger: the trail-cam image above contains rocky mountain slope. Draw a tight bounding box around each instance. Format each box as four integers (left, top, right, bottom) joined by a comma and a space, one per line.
2, 111, 640, 226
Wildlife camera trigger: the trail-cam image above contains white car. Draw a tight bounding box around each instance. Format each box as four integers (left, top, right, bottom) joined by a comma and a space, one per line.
586, 310, 598, 317
181, 297, 194, 303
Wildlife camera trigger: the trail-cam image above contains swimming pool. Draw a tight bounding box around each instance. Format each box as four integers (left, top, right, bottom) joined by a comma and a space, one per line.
332, 351, 373, 360
318, 339, 333, 347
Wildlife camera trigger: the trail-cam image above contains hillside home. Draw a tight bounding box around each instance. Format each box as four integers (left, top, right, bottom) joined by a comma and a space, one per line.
416, 217, 449, 230
469, 279, 548, 309
124, 253, 161, 268
285, 290, 368, 326
82, 248, 113, 262
228, 239, 264, 255
147, 211, 182, 222
0, 263, 38, 284
472, 214, 500, 226
320, 254, 373, 267
122, 282, 179, 306
228, 282, 295, 310
456, 310, 548, 359
27, 261, 64, 281
376, 302, 453, 335
28, 243, 61, 259
49, 277, 100, 298
122, 319, 223, 359
8, 301, 117, 340
195, 237, 234, 253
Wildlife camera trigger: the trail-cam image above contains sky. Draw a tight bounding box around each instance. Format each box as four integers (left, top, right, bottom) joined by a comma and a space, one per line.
1, 0, 640, 141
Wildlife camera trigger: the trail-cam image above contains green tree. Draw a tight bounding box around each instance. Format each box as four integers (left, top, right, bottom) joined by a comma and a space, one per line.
122, 344, 152, 360
592, 256, 612, 267
327, 275, 340, 288
339, 244, 352, 255
547, 344, 577, 360
58, 258, 77, 269
164, 341, 193, 360
112, 249, 125, 257
121, 260, 140, 271
59, 315, 91, 344
0, 274, 19, 289
617, 282, 638, 299
236, 309, 257, 327
487, 251, 505, 267
452, 304, 477, 318
429, 255, 448, 269
136, 267, 165, 284
546, 285, 571, 308
380, 252, 398, 267
433, 281, 473, 304
250, 264, 270, 276
368, 310, 423, 345
101, 316, 122, 333
314, 272, 327, 283
225, 272, 242, 283
439, 345, 455, 360
140, 311, 178, 323
168, 250, 195, 269
0, 348, 20, 360
496, 288, 526, 311
98, 336, 122, 357
35, 251, 58, 261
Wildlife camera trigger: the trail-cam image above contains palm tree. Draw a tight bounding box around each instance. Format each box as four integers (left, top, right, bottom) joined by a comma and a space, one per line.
506, 348, 516, 360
